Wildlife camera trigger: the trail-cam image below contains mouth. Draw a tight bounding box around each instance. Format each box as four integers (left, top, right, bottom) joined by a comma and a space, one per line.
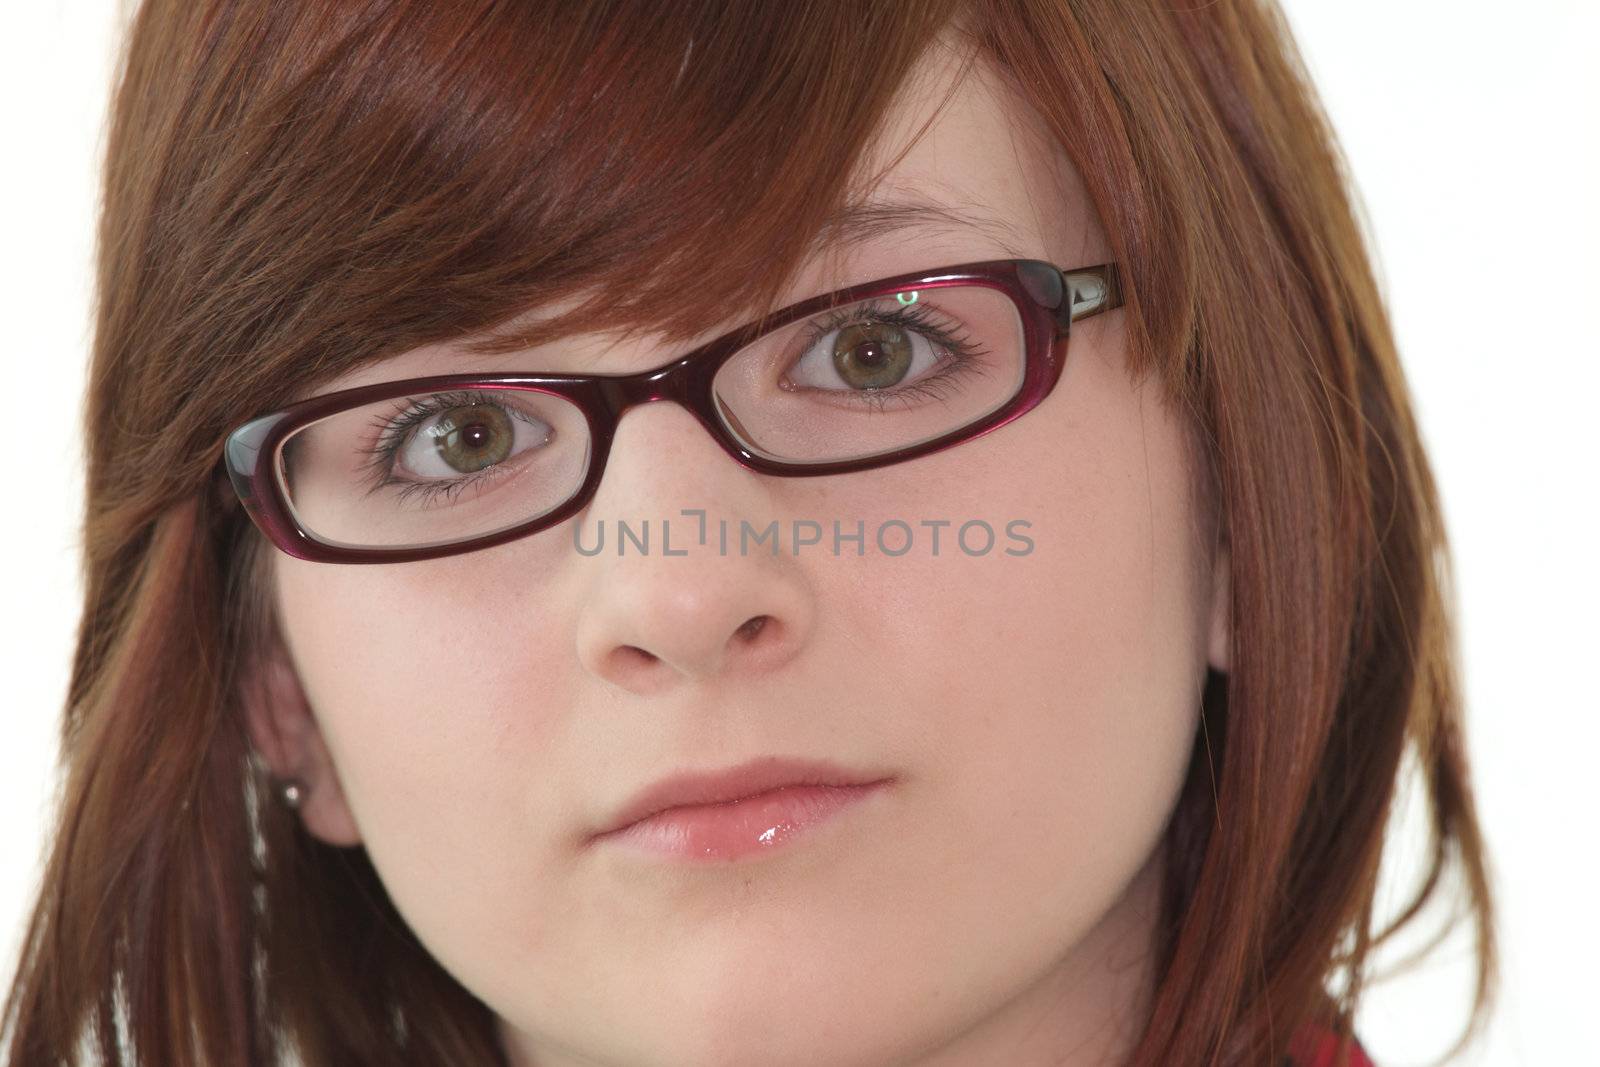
587, 756, 896, 863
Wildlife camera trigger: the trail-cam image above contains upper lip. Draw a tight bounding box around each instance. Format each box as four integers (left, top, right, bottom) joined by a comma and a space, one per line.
590, 756, 894, 840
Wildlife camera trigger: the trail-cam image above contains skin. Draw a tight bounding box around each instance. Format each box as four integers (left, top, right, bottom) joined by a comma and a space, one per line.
251, 33, 1232, 1067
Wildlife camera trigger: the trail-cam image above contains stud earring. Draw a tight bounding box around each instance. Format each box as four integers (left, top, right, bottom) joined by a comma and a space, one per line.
278, 778, 306, 810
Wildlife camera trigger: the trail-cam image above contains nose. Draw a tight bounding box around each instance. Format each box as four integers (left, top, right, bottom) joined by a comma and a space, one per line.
571, 400, 816, 694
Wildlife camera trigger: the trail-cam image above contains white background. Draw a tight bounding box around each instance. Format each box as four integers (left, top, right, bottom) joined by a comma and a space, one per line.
2, 3, 1595, 1063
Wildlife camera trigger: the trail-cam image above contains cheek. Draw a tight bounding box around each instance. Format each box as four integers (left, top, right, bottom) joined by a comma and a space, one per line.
275, 556, 569, 772
815, 340, 1207, 976
271, 555, 580, 961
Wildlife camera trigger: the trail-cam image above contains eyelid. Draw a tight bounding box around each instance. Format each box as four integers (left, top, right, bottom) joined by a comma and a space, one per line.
358, 390, 544, 494
794, 296, 969, 355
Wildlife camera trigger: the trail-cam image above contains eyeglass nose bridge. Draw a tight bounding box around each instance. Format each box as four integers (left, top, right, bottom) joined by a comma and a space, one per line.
540, 338, 803, 561
577, 335, 810, 484
588, 343, 723, 415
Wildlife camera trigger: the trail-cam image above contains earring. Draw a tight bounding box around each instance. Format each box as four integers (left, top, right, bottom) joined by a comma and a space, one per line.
278, 778, 306, 810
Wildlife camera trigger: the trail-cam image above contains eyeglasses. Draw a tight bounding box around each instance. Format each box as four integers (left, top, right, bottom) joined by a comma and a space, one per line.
220, 257, 1122, 564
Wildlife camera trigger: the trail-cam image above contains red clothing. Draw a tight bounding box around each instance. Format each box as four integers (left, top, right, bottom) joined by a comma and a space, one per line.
1286, 1023, 1375, 1067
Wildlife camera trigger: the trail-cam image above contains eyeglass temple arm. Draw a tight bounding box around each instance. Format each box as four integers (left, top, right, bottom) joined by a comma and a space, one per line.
1061, 264, 1123, 324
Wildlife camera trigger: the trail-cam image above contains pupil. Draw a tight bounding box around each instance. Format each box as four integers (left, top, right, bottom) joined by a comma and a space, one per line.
853, 341, 889, 369
833, 321, 912, 389
436, 404, 514, 473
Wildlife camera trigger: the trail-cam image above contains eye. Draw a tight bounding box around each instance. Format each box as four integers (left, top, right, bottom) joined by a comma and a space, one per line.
394, 401, 552, 480
784, 316, 948, 395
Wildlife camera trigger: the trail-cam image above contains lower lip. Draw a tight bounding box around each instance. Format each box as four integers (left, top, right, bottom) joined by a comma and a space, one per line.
595, 781, 890, 862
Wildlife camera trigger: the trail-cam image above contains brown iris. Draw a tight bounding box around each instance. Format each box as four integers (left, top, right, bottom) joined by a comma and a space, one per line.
831, 321, 913, 390
430, 404, 512, 473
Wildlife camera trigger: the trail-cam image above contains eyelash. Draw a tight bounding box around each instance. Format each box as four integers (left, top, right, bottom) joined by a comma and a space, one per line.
356, 389, 528, 506
355, 300, 989, 504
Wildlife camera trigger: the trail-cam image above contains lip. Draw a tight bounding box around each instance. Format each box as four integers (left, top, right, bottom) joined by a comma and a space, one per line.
588, 756, 895, 862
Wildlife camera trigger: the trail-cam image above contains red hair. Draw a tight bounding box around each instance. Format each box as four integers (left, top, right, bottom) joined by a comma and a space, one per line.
2, 2, 1495, 1064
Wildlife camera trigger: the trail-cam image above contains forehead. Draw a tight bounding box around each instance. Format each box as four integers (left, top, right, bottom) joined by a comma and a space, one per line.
827, 37, 1099, 280
312, 38, 1102, 395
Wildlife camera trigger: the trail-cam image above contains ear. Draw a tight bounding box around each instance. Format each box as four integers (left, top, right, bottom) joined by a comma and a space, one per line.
242, 634, 364, 847
1206, 536, 1232, 675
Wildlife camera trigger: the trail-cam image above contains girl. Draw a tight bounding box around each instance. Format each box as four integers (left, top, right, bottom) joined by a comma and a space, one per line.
2, 2, 1495, 1065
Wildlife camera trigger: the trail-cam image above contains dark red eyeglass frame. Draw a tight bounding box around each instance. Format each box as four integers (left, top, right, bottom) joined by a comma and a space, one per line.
220, 257, 1123, 564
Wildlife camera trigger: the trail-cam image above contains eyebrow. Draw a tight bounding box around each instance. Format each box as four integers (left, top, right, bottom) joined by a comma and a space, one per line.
810, 193, 1031, 259
436, 191, 1032, 369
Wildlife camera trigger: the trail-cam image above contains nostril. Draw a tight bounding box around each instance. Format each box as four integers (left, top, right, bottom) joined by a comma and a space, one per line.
736, 615, 769, 641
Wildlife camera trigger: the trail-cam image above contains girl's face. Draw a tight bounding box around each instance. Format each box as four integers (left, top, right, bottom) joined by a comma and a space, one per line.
256, 36, 1230, 1067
